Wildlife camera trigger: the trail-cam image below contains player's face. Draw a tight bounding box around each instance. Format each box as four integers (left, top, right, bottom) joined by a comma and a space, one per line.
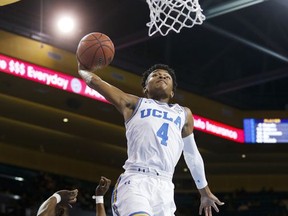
144, 69, 174, 99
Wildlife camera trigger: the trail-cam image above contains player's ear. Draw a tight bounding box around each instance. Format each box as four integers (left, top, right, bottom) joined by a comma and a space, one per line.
170, 91, 174, 98
143, 87, 148, 95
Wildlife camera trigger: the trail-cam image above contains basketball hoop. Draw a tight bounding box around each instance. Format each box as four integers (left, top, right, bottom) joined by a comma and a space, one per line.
146, 0, 205, 36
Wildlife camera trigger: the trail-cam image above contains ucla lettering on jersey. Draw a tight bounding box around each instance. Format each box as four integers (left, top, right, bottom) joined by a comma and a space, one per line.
124, 98, 187, 174
140, 108, 182, 130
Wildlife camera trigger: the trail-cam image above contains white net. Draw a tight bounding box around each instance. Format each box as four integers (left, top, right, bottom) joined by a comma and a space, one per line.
146, 0, 205, 36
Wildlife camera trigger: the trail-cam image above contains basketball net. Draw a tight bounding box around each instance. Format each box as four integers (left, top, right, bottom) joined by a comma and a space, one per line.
146, 0, 205, 36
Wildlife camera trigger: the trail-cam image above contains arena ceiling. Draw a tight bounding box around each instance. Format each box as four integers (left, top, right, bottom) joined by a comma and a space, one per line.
1, 0, 288, 110
0, 0, 288, 191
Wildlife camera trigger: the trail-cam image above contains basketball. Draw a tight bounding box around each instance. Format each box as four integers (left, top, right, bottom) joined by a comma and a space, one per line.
76, 32, 115, 70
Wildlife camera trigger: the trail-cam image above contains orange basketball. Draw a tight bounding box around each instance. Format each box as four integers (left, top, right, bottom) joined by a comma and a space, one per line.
76, 32, 115, 70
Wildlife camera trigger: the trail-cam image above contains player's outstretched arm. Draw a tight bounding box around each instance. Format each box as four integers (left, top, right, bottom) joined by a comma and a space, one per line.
182, 108, 224, 216
78, 66, 138, 119
94, 176, 111, 216
36, 189, 78, 216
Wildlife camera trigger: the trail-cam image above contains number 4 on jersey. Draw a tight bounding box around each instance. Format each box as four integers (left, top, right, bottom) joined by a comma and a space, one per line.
156, 123, 169, 146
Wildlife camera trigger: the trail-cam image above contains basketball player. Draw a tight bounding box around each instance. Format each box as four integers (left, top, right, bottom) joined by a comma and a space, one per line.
36, 176, 111, 216
78, 64, 224, 216
95, 176, 112, 216
36, 189, 78, 216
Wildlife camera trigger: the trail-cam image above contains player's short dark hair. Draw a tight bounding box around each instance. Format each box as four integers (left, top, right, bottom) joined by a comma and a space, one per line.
141, 64, 177, 92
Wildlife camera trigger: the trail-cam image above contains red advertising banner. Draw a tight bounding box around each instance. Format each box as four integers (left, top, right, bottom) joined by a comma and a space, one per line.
0, 53, 244, 143
194, 114, 244, 143
0, 54, 109, 103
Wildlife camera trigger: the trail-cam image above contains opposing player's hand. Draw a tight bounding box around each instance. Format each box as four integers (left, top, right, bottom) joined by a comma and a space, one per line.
95, 176, 111, 196
55, 189, 78, 205
199, 193, 224, 216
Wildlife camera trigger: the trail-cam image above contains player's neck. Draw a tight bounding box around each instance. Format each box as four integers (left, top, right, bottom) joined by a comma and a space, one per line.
148, 96, 170, 103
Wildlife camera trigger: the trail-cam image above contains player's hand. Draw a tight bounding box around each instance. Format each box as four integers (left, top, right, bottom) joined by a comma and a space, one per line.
199, 193, 224, 216
55, 189, 78, 205
78, 67, 94, 83
95, 176, 111, 196
78, 63, 96, 73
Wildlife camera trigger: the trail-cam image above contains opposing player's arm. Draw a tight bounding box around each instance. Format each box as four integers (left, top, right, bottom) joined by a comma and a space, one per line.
36, 196, 57, 216
95, 176, 111, 216
78, 68, 139, 119
37, 189, 78, 216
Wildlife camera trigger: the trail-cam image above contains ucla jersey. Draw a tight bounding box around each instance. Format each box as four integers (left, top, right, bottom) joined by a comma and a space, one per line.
123, 98, 187, 174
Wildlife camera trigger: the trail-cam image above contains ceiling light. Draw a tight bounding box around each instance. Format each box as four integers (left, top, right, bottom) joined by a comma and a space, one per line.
0, 174, 24, 181
13, 195, 21, 200
57, 15, 75, 33
14, 177, 24, 181
63, 118, 69, 123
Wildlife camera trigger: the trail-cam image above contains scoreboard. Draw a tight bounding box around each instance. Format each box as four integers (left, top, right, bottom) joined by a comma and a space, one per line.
243, 118, 288, 143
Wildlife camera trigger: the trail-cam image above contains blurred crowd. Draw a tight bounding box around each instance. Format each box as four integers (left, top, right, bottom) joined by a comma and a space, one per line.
176, 187, 288, 216
0, 169, 287, 216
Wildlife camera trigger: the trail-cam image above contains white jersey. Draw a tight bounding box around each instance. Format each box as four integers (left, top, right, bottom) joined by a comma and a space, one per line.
123, 98, 187, 174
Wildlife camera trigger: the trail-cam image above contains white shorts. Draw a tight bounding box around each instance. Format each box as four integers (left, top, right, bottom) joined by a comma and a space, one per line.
112, 169, 176, 216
